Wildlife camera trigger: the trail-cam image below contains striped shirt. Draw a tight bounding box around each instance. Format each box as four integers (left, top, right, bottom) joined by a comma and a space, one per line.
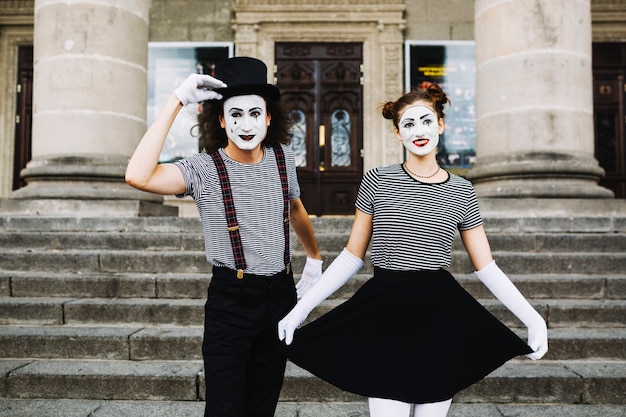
175, 145, 300, 275
355, 164, 482, 271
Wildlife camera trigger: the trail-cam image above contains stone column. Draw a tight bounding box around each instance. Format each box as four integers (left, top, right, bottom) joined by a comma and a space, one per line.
466, 0, 614, 198
13, 0, 161, 204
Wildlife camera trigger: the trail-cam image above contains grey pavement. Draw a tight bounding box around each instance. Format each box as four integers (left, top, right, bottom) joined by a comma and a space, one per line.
0, 400, 625, 417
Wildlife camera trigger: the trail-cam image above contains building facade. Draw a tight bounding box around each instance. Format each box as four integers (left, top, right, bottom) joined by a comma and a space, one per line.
1, 0, 625, 216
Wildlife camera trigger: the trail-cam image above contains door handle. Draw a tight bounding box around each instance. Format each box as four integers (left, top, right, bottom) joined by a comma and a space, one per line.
319, 124, 325, 171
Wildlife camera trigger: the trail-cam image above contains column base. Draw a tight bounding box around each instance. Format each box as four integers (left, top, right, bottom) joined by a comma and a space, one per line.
11, 180, 164, 202
7, 155, 178, 216
476, 197, 626, 219
465, 152, 615, 198
13, 155, 164, 202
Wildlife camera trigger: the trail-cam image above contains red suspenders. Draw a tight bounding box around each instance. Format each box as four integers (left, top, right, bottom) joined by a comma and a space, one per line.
210, 145, 290, 279
273, 145, 291, 270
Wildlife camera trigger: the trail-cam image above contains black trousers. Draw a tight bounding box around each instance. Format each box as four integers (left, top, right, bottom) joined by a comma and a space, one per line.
203, 266, 296, 417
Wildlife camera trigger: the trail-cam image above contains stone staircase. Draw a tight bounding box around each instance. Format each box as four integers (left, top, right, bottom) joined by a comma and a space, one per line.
0, 208, 625, 417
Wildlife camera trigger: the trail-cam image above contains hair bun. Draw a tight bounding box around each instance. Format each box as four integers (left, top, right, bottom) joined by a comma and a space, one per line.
381, 101, 396, 120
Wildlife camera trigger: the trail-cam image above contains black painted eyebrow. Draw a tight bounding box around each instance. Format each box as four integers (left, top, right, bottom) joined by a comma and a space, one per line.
228, 107, 262, 113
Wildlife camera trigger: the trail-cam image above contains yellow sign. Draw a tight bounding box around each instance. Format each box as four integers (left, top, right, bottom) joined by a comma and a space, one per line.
418, 65, 447, 77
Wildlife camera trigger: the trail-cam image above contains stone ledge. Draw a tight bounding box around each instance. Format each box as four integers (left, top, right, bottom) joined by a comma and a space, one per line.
0, 199, 178, 217
477, 198, 626, 218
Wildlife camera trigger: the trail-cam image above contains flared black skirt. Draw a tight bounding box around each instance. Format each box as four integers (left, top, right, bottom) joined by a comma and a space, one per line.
284, 267, 532, 404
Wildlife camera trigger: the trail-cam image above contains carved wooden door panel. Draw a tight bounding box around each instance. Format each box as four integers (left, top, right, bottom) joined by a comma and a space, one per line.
276, 43, 363, 215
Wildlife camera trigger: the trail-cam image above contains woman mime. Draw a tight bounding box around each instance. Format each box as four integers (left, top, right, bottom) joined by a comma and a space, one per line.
278, 83, 548, 417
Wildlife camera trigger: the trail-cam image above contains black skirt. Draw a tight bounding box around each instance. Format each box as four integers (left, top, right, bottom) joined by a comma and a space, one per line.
284, 267, 533, 404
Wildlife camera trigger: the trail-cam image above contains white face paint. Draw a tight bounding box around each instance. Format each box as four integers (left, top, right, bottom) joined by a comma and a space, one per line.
222, 95, 270, 151
398, 105, 441, 156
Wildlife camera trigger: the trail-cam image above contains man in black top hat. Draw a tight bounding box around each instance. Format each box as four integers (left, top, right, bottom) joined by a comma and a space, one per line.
126, 56, 323, 417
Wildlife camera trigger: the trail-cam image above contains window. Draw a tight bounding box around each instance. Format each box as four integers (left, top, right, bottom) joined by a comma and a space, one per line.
147, 42, 233, 162
405, 41, 476, 174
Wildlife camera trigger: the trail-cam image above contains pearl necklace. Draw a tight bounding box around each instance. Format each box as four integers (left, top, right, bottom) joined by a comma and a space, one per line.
403, 162, 441, 179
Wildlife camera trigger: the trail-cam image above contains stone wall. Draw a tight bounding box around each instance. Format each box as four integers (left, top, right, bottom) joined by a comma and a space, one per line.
404, 0, 475, 40
149, 0, 235, 42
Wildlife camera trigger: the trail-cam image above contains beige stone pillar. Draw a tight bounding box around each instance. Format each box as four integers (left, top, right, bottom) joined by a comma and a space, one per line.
13, 0, 159, 203
466, 0, 614, 198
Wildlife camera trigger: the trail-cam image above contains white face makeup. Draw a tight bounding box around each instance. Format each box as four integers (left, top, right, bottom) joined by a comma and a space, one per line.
398, 105, 441, 156
221, 95, 270, 151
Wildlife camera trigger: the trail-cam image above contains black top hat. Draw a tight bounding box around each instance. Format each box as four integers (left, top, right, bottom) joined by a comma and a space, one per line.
214, 57, 280, 101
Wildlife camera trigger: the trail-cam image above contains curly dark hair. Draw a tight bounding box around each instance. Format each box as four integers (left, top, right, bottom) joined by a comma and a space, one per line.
381, 82, 450, 129
197, 97, 292, 153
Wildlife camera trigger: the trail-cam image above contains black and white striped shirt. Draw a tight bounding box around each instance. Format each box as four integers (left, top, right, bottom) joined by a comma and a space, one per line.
175, 145, 300, 275
356, 164, 482, 271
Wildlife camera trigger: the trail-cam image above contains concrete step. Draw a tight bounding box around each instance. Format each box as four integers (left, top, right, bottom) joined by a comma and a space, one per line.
0, 296, 204, 326
1, 400, 625, 417
2, 271, 624, 300
0, 231, 204, 252
283, 360, 626, 405
0, 271, 212, 299
0, 359, 623, 405
1, 211, 624, 234
0, 325, 623, 361
1, 296, 624, 328
0, 249, 211, 275
0, 216, 206, 234
3, 229, 626, 255
457, 274, 626, 301
1, 248, 625, 275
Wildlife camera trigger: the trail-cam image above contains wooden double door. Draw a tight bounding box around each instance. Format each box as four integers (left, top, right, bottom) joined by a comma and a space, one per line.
275, 42, 363, 215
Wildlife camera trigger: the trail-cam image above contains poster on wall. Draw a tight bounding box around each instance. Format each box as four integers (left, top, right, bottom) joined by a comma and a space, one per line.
147, 42, 233, 162
405, 41, 476, 173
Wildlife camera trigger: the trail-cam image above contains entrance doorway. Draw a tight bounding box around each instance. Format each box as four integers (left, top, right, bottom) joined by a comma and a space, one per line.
275, 42, 363, 215
593, 42, 626, 198
13, 45, 33, 191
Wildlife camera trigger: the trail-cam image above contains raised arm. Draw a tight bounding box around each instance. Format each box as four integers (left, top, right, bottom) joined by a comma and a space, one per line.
125, 95, 187, 195
125, 74, 226, 195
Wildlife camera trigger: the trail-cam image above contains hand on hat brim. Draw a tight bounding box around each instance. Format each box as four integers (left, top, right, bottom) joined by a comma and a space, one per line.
175, 74, 227, 106
198, 74, 227, 90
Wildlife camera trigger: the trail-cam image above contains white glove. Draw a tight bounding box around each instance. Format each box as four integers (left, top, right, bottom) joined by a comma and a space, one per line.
279, 248, 364, 345
174, 74, 227, 106
475, 260, 548, 360
296, 257, 323, 298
